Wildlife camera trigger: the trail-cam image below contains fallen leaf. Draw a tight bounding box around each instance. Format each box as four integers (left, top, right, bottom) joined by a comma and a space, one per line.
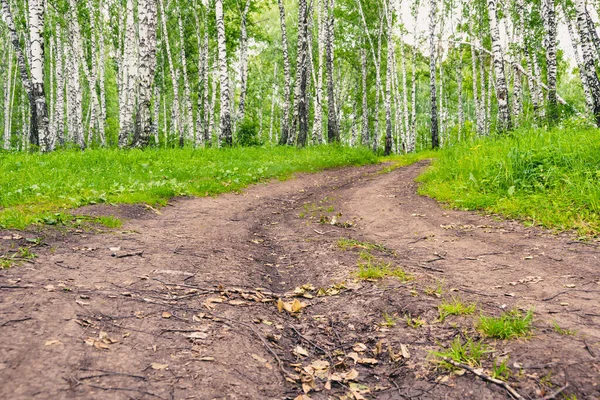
150, 363, 168, 370
564, 284, 576, 288
199, 356, 215, 361
44, 285, 55, 292
357, 358, 378, 365
193, 313, 206, 321
352, 343, 368, 352
251, 354, 267, 363
294, 345, 309, 357
203, 297, 224, 310
229, 300, 246, 306
186, 332, 208, 340
400, 344, 411, 359
162, 312, 172, 319
44, 340, 62, 346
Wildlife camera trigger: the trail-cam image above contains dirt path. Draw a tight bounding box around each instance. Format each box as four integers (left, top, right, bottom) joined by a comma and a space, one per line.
1, 161, 599, 400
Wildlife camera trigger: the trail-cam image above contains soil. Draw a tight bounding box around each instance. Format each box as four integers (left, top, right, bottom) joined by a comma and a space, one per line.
1, 161, 599, 400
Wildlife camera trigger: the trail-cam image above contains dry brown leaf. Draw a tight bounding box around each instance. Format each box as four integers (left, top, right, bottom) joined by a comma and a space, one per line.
186, 332, 208, 340
347, 352, 360, 363
294, 345, 309, 357
251, 354, 268, 363
352, 343, 368, 352
161, 312, 172, 319
150, 363, 168, 370
44, 340, 62, 346
277, 298, 284, 313
400, 344, 411, 359
357, 358, 378, 365
229, 300, 246, 306
199, 357, 215, 361
203, 297, 224, 310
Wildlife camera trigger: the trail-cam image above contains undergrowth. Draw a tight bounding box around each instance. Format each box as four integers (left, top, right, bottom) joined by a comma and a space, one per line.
356, 251, 413, 282
477, 309, 533, 339
430, 337, 488, 369
418, 125, 600, 236
0, 146, 377, 229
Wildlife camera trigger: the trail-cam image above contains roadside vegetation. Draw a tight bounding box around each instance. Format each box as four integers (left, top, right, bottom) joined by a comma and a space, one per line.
418, 124, 600, 236
0, 145, 376, 229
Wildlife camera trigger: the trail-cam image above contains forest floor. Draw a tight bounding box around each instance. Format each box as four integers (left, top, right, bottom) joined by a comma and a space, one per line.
0, 161, 599, 400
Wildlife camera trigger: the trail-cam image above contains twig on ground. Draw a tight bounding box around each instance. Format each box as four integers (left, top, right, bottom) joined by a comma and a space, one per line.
458, 287, 498, 298
583, 339, 597, 358
77, 371, 147, 381
1, 317, 32, 326
537, 384, 569, 400
440, 357, 524, 400
313, 229, 338, 235
0, 285, 34, 289
114, 251, 144, 259
289, 326, 328, 355
417, 264, 444, 273
543, 289, 600, 302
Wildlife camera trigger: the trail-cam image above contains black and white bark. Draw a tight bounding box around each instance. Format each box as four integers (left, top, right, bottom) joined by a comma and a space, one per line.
361, 46, 369, 147
237, 0, 251, 127
132, 0, 158, 147
325, 0, 339, 143
429, 0, 439, 148
488, 0, 511, 131
296, 0, 310, 147
215, 0, 232, 146
384, 0, 393, 155
277, 0, 292, 145
159, 0, 182, 145
575, 0, 600, 126
543, 0, 558, 123
177, 0, 193, 141
312, 0, 325, 145
563, 4, 594, 112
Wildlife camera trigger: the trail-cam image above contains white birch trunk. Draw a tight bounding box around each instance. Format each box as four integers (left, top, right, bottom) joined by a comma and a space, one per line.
237, 0, 251, 127
575, 0, 600, 126
159, 0, 182, 145
215, 0, 232, 146
277, 0, 292, 145
488, 0, 511, 131
429, 0, 439, 148
312, 0, 325, 145
177, 0, 193, 141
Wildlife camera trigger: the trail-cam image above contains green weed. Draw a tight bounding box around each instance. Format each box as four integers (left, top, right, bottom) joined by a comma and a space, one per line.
380, 312, 397, 327
356, 252, 413, 282
405, 313, 425, 328
425, 280, 444, 297
438, 296, 476, 321
430, 337, 488, 369
552, 321, 577, 336
491, 358, 512, 381
17, 247, 36, 260
477, 309, 533, 339
337, 238, 391, 253
95, 216, 123, 228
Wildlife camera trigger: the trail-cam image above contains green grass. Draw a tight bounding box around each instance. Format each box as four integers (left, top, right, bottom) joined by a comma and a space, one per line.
0, 145, 377, 229
356, 252, 413, 281
380, 312, 397, 327
477, 309, 533, 339
491, 358, 512, 381
430, 337, 488, 369
337, 238, 391, 253
552, 320, 577, 336
418, 124, 600, 235
438, 296, 476, 321
379, 149, 438, 173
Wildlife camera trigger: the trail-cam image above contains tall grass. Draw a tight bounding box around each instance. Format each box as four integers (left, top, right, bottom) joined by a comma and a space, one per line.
0, 145, 377, 229
418, 125, 600, 235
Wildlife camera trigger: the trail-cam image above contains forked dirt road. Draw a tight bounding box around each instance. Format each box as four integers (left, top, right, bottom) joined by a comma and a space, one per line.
1, 161, 599, 399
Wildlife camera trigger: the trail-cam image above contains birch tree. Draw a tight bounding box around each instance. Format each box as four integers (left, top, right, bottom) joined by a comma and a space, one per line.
429, 0, 439, 148
215, 0, 232, 146
488, 0, 511, 131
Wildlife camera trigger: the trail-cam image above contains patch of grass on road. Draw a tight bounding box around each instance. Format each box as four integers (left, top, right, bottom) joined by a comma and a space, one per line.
477, 309, 533, 339
0, 145, 377, 229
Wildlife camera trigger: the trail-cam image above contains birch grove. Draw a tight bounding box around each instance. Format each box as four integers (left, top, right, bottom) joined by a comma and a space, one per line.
0, 0, 597, 153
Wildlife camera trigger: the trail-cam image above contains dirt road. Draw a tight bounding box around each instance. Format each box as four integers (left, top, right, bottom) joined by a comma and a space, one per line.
1, 161, 599, 399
